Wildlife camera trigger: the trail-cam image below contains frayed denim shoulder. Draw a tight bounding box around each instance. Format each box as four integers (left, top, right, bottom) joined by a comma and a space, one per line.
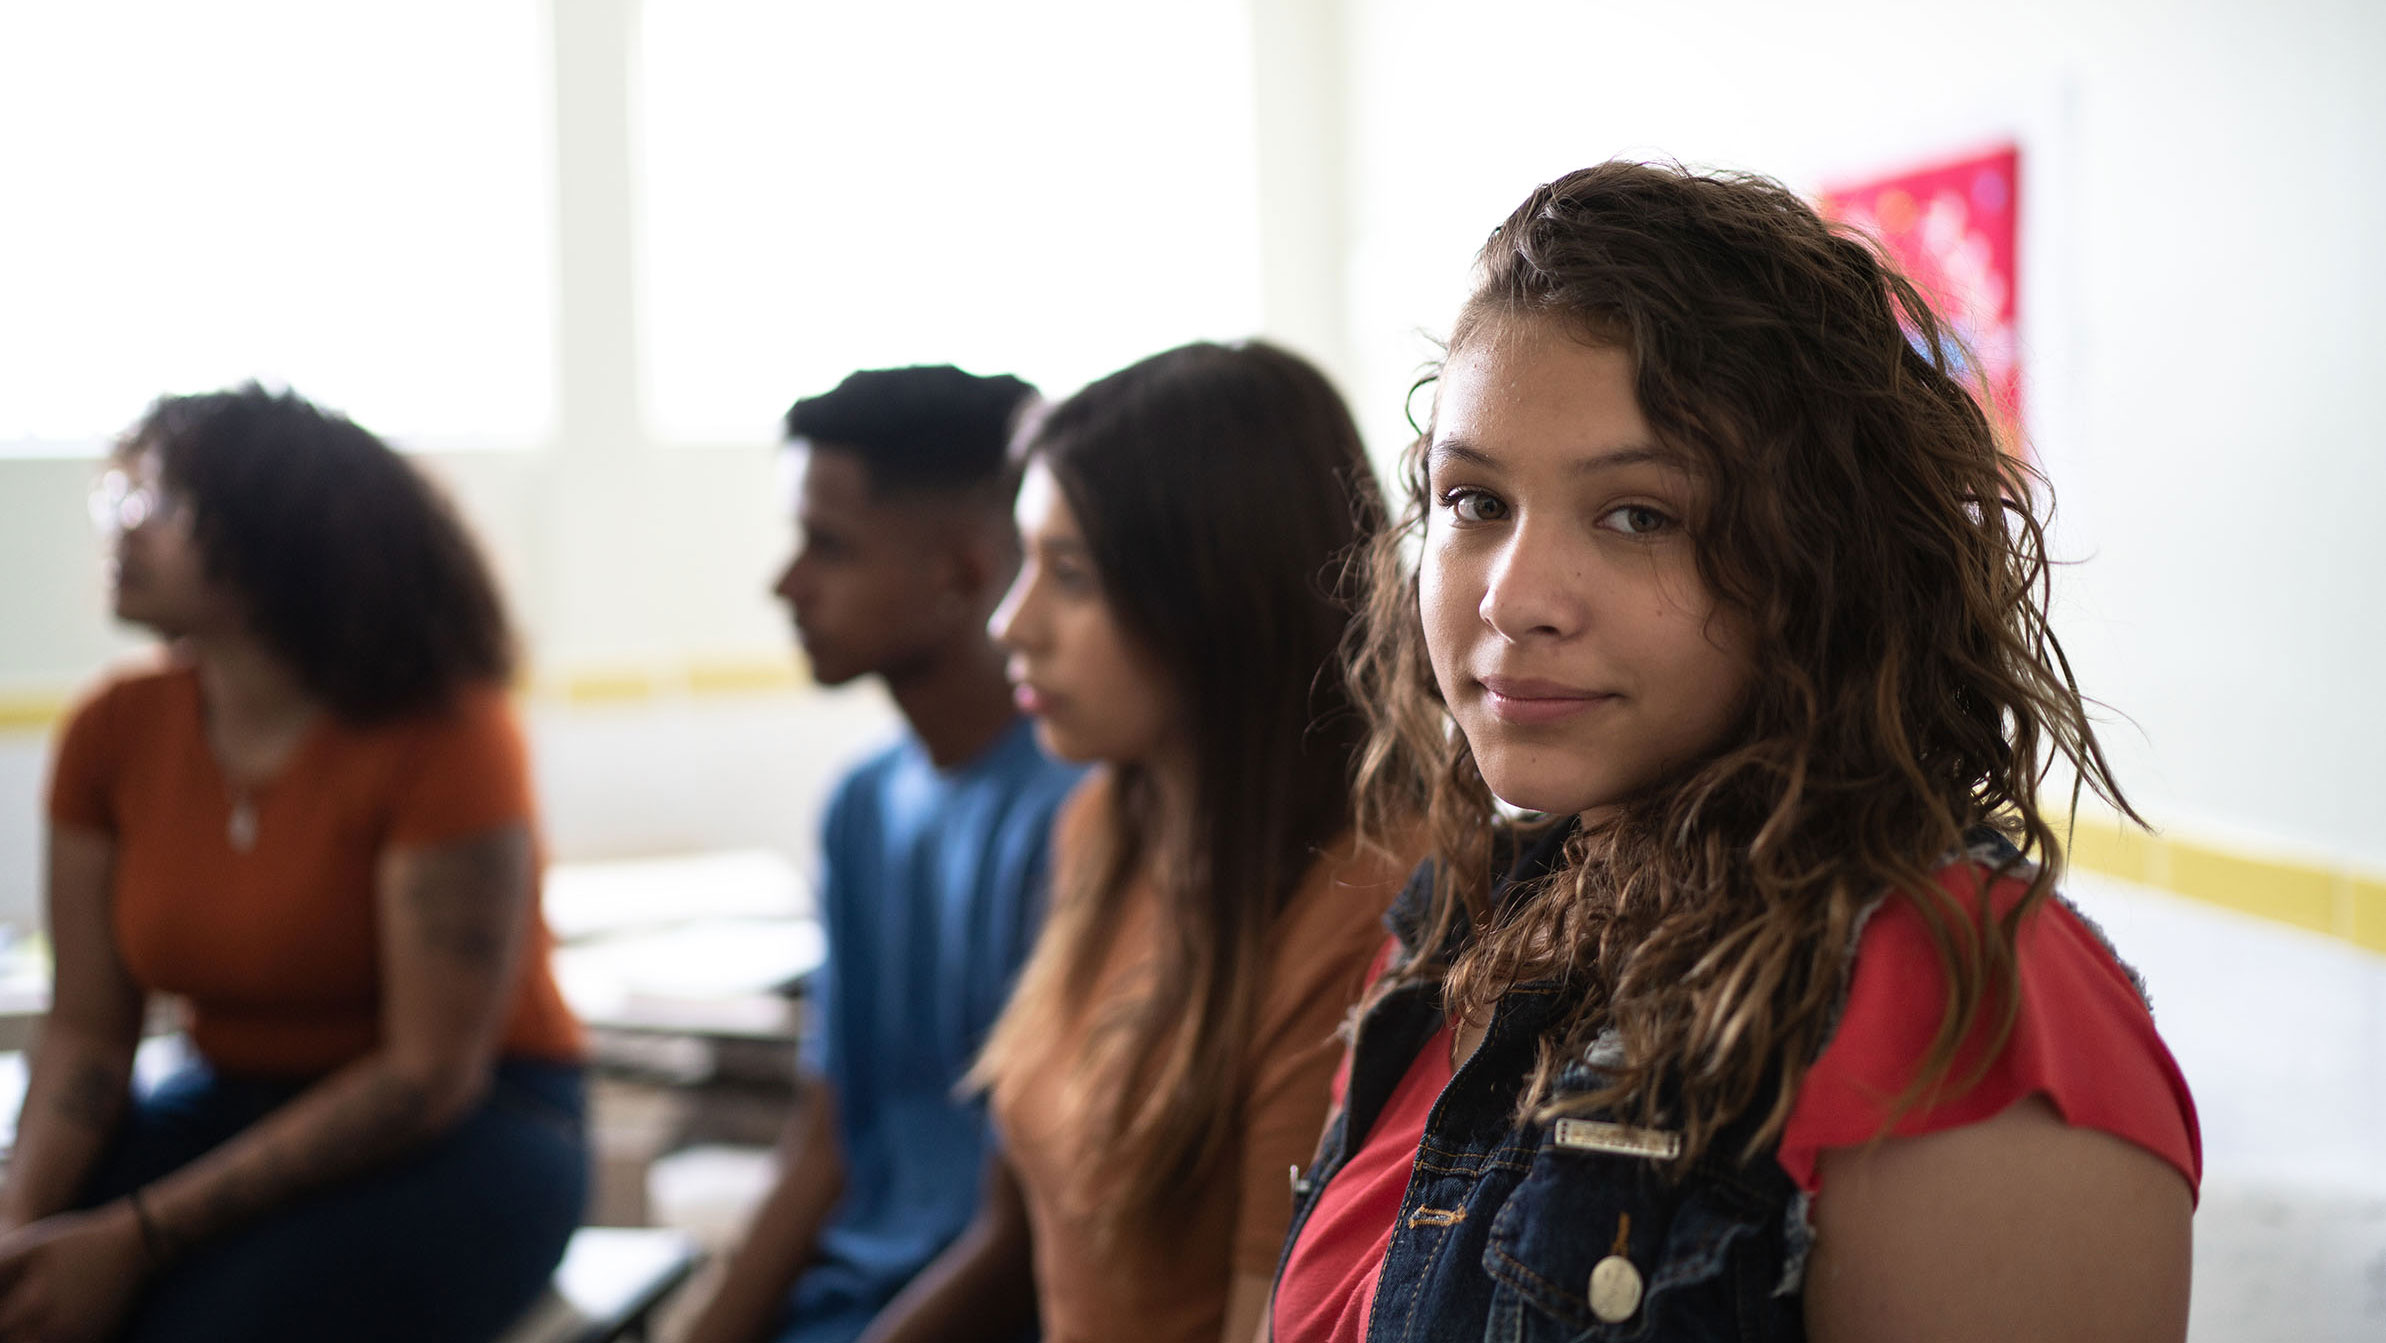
1775, 1189, 1815, 1298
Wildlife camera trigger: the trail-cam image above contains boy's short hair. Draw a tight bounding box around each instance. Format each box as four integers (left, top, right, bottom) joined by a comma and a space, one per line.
784, 365, 1038, 498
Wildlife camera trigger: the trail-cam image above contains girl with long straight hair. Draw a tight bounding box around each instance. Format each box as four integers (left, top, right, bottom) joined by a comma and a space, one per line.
1268, 164, 2197, 1343
870, 340, 1411, 1343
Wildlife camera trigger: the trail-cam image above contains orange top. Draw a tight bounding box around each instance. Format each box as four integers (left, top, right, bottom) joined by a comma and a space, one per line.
46, 660, 583, 1076
994, 776, 1413, 1343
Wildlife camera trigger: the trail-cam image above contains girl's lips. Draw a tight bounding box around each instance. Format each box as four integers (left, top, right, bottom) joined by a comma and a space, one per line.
1478, 676, 1615, 726
1012, 682, 1053, 716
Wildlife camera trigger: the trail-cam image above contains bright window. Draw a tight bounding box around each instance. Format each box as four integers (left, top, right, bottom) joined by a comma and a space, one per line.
0, 1, 555, 453
636, 0, 1264, 445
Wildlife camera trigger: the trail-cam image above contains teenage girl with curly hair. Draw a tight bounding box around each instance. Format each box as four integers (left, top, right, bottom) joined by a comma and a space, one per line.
1269, 163, 2196, 1343
9, 385, 583, 1343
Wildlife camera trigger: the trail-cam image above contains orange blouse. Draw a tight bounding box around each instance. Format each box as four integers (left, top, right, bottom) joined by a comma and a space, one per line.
994, 776, 1413, 1343
46, 660, 583, 1076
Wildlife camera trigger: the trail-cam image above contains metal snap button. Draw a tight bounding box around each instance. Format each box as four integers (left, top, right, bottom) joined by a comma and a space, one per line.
1588, 1253, 1643, 1323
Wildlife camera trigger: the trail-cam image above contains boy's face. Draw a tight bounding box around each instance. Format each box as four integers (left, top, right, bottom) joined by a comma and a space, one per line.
771, 445, 970, 687
1420, 315, 1754, 822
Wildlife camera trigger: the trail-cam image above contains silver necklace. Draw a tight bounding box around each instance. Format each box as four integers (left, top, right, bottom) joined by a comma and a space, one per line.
227, 786, 259, 852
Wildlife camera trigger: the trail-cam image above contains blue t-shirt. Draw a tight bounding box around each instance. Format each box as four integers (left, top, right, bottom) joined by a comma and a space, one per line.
790, 716, 1083, 1331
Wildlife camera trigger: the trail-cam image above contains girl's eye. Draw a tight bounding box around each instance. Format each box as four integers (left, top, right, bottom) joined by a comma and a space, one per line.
1443, 488, 1510, 524
1599, 504, 1673, 536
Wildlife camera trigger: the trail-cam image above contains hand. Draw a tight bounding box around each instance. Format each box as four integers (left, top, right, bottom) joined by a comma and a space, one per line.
0, 1203, 154, 1343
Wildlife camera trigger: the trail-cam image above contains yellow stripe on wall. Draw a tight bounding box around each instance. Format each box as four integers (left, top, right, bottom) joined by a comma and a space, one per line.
684, 660, 806, 696
0, 693, 69, 733
2, 674, 2379, 957
2355, 876, 2386, 954
2065, 811, 2386, 956
540, 657, 806, 704
0, 656, 811, 729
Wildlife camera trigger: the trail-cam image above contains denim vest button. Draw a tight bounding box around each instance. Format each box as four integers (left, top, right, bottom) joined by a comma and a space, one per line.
1589, 1254, 1644, 1323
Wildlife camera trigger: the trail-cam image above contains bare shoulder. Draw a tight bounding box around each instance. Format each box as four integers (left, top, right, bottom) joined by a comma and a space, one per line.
1806, 1095, 2192, 1343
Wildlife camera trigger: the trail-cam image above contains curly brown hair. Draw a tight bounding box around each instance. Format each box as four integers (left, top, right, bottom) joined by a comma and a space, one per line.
127, 383, 514, 723
1347, 162, 2137, 1166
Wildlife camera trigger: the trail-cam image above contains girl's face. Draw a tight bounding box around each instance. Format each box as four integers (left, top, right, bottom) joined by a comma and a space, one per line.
96, 452, 235, 637
1421, 315, 1755, 822
991, 459, 1182, 766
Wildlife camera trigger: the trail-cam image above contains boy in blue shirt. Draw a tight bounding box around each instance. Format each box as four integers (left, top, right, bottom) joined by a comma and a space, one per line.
683, 367, 1082, 1343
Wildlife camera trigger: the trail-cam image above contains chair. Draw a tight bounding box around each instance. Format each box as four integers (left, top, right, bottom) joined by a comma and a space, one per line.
498, 1226, 704, 1343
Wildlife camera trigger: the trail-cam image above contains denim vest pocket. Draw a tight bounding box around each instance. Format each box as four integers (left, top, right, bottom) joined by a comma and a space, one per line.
1480, 1136, 1783, 1342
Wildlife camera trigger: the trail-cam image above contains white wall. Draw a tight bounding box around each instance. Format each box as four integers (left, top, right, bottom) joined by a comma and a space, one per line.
1333, 0, 2386, 877
5, 0, 2381, 906
0, 0, 1333, 927
0, 0, 836, 926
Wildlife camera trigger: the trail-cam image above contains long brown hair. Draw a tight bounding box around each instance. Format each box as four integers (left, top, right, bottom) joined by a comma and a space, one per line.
1350, 163, 2138, 1165
972, 341, 1387, 1239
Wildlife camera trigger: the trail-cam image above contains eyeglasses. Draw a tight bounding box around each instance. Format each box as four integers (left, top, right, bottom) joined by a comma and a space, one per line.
88, 467, 184, 535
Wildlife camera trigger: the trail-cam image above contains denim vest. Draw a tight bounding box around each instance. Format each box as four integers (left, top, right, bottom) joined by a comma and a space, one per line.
1276, 824, 1811, 1342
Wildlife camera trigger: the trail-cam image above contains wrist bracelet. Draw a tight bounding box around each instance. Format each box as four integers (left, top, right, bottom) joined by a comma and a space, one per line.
127, 1186, 173, 1266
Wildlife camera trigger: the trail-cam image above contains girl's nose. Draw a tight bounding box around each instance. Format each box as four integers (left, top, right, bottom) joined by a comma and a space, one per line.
1478, 525, 1587, 642
988, 570, 1036, 650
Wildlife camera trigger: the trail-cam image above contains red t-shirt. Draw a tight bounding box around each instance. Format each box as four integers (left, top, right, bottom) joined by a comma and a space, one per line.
1270, 862, 2201, 1343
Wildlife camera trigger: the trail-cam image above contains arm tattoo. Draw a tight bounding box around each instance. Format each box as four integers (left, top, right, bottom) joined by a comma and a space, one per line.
403, 833, 530, 970
152, 833, 533, 1249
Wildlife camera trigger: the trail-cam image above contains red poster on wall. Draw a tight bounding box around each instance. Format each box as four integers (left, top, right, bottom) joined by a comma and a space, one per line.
1819, 145, 2021, 437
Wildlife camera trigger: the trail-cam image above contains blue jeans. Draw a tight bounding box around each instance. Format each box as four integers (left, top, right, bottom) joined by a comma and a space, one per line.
80, 1056, 588, 1343
771, 1262, 892, 1343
